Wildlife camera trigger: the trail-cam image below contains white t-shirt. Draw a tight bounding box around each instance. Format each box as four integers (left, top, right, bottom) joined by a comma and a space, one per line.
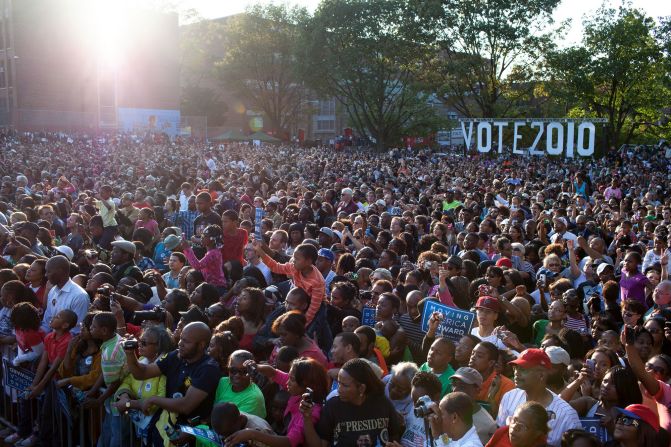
470, 328, 507, 350
496, 388, 581, 447
473, 406, 497, 445
529, 289, 551, 306
399, 409, 428, 447
206, 158, 217, 172
434, 426, 483, 447
549, 231, 578, 244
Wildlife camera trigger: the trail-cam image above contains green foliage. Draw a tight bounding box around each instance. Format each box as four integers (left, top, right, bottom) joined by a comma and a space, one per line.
544, 6, 670, 148
180, 17, 229, 125
300, 0, 443, 149
215, 4, 310, 136
180, 85, 229, 126
425, 0, 561, 118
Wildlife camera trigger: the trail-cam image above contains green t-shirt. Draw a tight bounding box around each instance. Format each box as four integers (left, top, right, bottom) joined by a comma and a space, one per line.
532, 319, 550, 347
214, 377, 266, 418
419, 362, 455, 397
442, 200, 463, 212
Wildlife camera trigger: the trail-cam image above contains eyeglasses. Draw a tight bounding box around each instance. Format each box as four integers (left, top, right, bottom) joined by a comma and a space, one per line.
622, 311, 640, 318
616, 416, 639, 427
139, 340, 157, 347
228, 367, 249, 376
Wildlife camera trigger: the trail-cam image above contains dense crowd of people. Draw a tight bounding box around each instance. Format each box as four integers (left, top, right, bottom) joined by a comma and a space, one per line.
0, 130, 671, 447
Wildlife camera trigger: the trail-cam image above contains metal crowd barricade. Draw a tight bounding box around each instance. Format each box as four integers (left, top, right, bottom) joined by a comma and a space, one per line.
1, 343, 142, 446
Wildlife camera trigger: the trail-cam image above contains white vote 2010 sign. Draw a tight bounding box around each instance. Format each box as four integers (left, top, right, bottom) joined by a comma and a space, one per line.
460, 118, 607, 157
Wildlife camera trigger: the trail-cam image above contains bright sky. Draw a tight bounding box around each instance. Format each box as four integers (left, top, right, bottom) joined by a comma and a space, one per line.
183, 0, 669, 45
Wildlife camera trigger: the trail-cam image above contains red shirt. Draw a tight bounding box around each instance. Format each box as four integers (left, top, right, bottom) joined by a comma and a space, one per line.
222, 228, 248, 264
44, 331, 73, 364
126, 323, 142, 339
16, 328, 45, 352
28, 283, 47, 310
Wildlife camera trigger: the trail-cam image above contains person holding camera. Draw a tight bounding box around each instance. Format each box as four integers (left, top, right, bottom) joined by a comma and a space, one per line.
391, 371, 442, 447
123, 321, 221, 447
449, 368, 497, 444
421, 392, 483, 447
300, 358, 403, 446
213, 349, 266, 418
180, 225, 227, 293
225, 357, 328, 446
111, 326, 172, 444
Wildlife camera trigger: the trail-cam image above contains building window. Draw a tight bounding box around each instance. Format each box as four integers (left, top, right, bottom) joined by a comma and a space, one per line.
319, 99, 335, 116
316, 119, 335, 131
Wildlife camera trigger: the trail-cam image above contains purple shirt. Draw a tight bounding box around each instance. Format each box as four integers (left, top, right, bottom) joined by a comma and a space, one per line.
183, 246, 227, 287
619, 271, 649, 308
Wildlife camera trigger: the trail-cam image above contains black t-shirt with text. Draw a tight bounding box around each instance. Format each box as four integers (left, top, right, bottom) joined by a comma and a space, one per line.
156, 351, 222, 423
317, 394, 403, 446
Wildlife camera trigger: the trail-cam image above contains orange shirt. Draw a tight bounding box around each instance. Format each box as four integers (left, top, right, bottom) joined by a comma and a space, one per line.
262, 254, 325, 326
477, 370, 515, 417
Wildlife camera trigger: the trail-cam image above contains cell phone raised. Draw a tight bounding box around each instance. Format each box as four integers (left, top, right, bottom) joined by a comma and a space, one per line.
304, 387, 314, 405
624, 325, 636, 345
585, 359, 595, 373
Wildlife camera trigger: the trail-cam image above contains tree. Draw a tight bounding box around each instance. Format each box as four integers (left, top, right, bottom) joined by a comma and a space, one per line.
180, 13, 229, 126
215, 4, 309, 137
300, 0, 443, 150
425, 0, 561, 118
544, 6, 670, 148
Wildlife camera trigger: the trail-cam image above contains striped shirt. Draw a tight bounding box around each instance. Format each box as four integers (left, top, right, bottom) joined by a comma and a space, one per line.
564, 314, 588, 334
100, 333, 127, 385
496, 388, 581, 446
398, 314, 425, 360
175, 210, 200, 240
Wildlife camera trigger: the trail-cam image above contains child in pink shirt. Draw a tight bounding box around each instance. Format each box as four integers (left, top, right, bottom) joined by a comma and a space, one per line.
181, 225, 227, 289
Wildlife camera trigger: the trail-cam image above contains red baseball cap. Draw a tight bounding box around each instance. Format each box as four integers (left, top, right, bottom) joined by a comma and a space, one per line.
496, 257, 513, 268
615, 404, 660, 432
475, 296, 500, 313
509, 349, 552, 370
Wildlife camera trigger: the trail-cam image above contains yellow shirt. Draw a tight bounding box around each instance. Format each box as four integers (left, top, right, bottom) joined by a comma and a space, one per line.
96, 199, 118, 227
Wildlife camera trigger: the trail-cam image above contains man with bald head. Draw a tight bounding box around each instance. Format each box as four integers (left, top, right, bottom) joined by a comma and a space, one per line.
41, 255, 89, 334
124, 321, 221, 446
